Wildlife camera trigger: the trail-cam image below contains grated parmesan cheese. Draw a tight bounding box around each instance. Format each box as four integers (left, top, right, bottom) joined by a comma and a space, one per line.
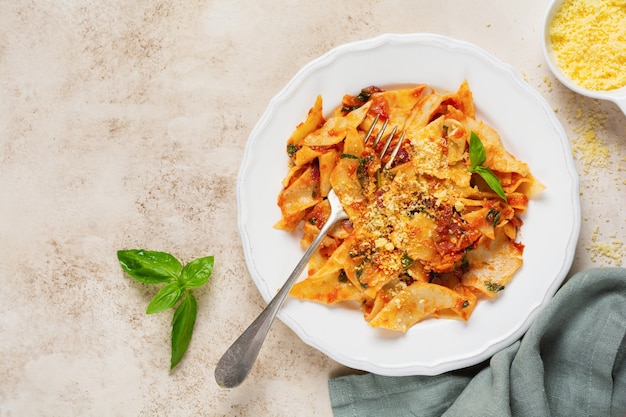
549, 0, 626, 91
568, 105, 611, 172
588, 226, 625, 266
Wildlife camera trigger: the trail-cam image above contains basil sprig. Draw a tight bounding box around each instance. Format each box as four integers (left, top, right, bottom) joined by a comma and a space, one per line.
469, 131, 507, 201
117, 249, 214, 369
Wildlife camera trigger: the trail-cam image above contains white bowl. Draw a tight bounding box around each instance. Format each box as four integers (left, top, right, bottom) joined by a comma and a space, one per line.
238, 33, 581, 376
542, 0, 626, 115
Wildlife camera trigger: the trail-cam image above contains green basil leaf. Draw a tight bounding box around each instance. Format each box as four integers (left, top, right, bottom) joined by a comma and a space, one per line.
146, 282, 185, 314
474, 166, 507, 201
170, 293, 197, 369
484, 281, 505, 293
286, 143, 298, 157
469, 131, 486, 169
117, 250, 182, 284
401, 252, 415, 269
179, 256, 214, 289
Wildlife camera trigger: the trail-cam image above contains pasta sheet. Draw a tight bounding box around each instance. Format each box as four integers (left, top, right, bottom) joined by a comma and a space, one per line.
275, 82, 543, 332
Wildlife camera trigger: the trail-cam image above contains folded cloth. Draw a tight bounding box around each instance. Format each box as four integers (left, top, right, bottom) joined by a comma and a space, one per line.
329, 267, 626, 417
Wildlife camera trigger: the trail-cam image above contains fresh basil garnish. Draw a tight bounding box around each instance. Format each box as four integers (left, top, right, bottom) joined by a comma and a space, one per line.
469, 131, 507, 201
117, 249, 214, 369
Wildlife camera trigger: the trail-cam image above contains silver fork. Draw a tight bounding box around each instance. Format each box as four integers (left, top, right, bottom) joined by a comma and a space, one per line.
215, 114, 406, 388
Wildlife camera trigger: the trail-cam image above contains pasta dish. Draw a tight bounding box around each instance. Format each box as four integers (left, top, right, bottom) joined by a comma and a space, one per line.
274, 82, 543, 332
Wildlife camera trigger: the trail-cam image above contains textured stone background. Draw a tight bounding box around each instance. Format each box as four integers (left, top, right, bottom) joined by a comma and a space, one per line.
1, 1, 624, 416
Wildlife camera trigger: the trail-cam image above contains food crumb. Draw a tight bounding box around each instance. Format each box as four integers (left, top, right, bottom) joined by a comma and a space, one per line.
569, 108, 610, 173
543, 76, 552, 91
588, 226, 624, 266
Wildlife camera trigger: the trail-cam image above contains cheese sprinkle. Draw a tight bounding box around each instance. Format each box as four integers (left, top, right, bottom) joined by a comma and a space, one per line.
549, 0, 626, 91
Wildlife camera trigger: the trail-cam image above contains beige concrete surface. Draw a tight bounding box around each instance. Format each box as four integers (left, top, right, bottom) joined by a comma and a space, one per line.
1, 1, 624, 416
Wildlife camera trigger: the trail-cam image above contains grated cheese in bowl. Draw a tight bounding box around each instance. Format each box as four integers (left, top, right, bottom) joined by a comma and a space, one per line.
542, 0, 626, 115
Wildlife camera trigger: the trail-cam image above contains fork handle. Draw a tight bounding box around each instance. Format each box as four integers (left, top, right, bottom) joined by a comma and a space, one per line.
214, 213, 340, 388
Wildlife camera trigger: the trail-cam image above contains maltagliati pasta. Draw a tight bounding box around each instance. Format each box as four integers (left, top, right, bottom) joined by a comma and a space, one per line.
274, 82, 544, 332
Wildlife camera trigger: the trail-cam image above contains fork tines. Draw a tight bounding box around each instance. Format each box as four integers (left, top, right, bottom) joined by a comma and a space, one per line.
364, 114, 406, 170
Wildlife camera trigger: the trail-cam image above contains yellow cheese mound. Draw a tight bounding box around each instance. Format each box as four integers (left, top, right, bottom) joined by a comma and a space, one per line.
550, 0, 626, 91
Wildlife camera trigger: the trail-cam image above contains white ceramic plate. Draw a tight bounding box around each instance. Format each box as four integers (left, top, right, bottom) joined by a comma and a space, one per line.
237, 33, 580, 376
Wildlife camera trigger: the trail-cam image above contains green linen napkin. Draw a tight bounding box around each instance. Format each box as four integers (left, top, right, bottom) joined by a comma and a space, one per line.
329, 267, 626, 417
